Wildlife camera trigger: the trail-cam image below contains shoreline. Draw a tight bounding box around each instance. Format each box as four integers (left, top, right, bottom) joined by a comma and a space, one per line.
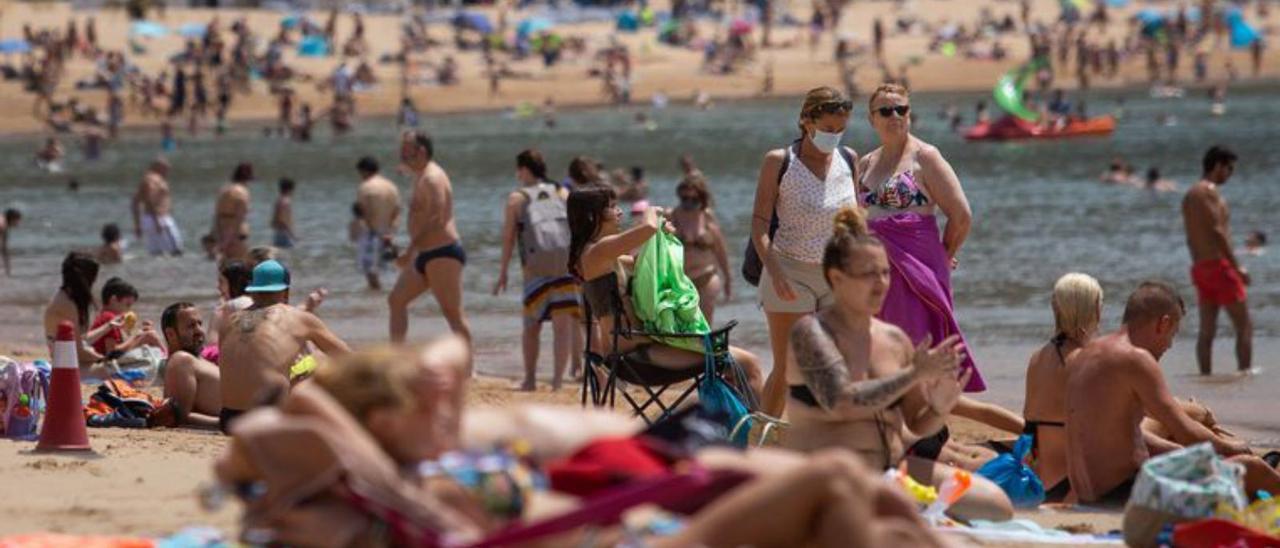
6, 74, 1278, 142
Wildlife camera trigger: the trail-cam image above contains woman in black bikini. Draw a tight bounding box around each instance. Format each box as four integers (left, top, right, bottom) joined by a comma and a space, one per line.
567, 186, 763, 400
1022, 273, 1103, 503
783, 206, 1012, 522
669, 174, 731, 324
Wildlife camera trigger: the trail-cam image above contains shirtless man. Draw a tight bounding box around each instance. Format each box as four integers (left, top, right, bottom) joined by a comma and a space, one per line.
131, 159, 183, 256
218, 260, 350, 433
388, 131, 471, 347
271, 178, 296, 248
1065, 281, 1279, 505
1, 208, 19, 276
1182, 146, 1251, 375
213, 162, 254, 261
355, 156, 401, 290
161, 302, 221, 428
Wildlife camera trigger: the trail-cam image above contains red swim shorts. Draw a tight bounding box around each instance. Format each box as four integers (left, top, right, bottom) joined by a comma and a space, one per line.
1190, 259, 1247, 306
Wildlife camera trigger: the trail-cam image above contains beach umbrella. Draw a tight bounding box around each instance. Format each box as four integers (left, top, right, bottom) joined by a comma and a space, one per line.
179, 23, 207, 39
281, 14, 302, 29
1105, 0, 1129, 7
616, 10, 640, 31
729, 18, 753, 36
517, 17, 553, 38
297, 34, 329, 57
129, 21, 169, 38
0, 39, 31, 54
452, 11, 493, 34
1226, 7, 1260, 48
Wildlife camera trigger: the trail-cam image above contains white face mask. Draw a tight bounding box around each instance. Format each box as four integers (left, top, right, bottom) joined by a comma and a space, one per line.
810, 129, 844, 154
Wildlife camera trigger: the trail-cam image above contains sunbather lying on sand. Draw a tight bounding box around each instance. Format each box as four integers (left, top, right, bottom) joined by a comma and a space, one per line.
160, 302, 221, 429
215, 337, 954, 548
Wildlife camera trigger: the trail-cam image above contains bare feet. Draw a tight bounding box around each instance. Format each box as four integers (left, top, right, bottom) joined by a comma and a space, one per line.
515, 378, 536, 392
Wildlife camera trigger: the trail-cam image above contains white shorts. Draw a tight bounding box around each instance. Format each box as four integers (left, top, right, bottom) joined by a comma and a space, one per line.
141, 214, 183, 256
759, 253, 833, 314
357, 232, 387, 274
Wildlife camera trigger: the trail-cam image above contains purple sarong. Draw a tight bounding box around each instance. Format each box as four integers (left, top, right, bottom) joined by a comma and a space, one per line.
869, 212, 985, 392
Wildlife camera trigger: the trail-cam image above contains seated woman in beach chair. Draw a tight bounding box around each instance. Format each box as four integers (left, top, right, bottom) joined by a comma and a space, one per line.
782, 206, 1014, 522
566, 186, 764, 401
215, 338, 950, 548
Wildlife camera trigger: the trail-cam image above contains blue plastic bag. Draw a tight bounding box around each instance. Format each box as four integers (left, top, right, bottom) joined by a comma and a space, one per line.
977, 434, 1046, 508
697, 336, 751, 448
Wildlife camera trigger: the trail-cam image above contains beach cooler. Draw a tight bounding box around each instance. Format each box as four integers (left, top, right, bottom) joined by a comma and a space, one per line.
1122, 443, 1246, 548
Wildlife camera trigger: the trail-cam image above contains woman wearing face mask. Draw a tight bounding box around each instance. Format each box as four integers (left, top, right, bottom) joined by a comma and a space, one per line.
858, 83, 985, 393
670, 173, 731, 324
752, 86, 859, 416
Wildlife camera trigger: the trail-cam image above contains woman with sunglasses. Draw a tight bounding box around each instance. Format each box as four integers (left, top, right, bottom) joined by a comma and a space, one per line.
752, 86, 859, 416
670, 173, 731, 324
858, 83, 985, 393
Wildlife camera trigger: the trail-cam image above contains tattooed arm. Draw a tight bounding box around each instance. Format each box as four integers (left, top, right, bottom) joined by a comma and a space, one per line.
788, 315, 924, 418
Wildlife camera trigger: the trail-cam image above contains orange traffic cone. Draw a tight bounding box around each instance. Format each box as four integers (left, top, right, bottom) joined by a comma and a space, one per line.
36, 321, 91, 452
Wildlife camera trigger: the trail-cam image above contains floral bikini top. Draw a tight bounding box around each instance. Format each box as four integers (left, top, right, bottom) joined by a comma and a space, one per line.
859, 149, 931, 212
860, 169, 930, 211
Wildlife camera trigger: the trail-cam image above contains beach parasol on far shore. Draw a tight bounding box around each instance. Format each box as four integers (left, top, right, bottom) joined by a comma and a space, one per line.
129, 21, 169, 38
0, 39, 31, 54
453, 11, 494, 34
517, 17, 553, 38
729, 18, 754, 36
179, 23, 207, 39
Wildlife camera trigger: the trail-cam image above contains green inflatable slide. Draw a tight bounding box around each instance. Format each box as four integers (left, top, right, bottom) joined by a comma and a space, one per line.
993, 57, 1048, 122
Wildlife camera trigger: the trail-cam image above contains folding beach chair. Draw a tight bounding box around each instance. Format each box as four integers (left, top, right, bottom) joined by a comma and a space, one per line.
578, 277, 752, 425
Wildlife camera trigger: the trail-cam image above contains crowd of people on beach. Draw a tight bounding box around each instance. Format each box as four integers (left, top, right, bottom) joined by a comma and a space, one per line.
7, 78, 1277, 545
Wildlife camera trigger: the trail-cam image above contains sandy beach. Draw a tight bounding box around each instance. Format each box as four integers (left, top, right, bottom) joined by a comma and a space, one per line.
0, 358, 1125, 547
0, 0, 1276, 134
3, 0, 1278, 544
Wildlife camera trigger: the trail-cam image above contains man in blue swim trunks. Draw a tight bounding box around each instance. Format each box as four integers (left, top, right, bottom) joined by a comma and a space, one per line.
389, 130, 473, 354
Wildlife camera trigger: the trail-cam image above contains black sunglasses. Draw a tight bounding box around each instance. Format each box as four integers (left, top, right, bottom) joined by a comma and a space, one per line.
876, 105, 911, 118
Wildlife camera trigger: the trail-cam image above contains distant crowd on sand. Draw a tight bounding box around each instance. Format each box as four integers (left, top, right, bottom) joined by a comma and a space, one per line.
8, 84, 1277, 544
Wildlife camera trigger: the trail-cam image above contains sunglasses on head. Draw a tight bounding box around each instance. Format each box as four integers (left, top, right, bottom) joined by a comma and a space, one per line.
876, 105, 911, 118
810, 99, 854, 116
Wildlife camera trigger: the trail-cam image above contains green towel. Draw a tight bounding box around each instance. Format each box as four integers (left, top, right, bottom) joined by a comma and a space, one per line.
631, 229, 709, 353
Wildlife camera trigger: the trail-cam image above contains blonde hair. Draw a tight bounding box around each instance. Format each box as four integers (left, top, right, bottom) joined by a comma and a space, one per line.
1051, 273, 1103, 339
797, 86, 852, 133
821, 206, 880, 285
868, 83, 910, 109
312, 346, 424, 421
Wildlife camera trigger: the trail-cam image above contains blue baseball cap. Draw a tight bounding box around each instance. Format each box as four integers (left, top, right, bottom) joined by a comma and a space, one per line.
245, 260, 291, 293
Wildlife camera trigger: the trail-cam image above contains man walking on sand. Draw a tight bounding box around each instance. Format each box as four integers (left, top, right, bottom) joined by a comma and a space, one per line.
388, 131, 472, 351
355, 156, 401, 291
1182, 146, 1252, 375
132, 158, 183, 256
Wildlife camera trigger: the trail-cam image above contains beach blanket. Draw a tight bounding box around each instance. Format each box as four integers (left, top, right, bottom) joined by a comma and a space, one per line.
0, 534, 153, 547
83, 379, 175, 429
869, 212, 985, 392
939, 519, 1123, 545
